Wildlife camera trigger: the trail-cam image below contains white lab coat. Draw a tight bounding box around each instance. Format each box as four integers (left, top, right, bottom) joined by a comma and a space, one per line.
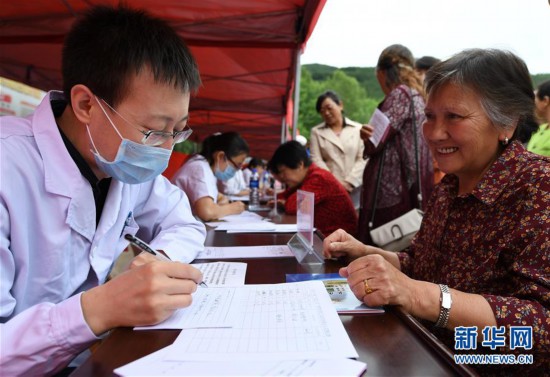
0, 91, 206, 375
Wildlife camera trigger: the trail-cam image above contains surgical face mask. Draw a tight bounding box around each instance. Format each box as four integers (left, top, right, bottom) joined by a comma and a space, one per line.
214, 161, 237, 181
87, 98, 172, 184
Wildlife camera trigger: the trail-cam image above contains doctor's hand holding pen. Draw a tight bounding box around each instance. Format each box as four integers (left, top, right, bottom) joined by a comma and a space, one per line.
80, 235, 204, 337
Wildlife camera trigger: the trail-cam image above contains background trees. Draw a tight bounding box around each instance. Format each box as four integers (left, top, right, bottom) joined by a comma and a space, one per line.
298, 64, 550, 140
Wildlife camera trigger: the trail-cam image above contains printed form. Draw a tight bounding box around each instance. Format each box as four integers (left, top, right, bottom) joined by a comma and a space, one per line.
164, 281, 358, 361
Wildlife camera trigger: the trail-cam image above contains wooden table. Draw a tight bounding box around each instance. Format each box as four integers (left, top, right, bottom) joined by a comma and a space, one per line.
74, 215, 476, 376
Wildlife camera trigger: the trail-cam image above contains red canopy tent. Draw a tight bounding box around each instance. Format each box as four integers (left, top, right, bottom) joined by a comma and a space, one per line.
0, 0, 325, 159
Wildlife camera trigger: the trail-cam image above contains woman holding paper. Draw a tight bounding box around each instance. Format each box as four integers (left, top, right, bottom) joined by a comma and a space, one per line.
357, 44, 433, 246
324, 49, 549, 375
172, 132, 249, 221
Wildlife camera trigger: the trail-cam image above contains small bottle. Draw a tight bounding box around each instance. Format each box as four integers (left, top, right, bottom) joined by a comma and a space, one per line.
249, 168, 260, 209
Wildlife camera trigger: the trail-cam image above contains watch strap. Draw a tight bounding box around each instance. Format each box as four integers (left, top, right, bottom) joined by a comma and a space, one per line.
435, 284, 452, 328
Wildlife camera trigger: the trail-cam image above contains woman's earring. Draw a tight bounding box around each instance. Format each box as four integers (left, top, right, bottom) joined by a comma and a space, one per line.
501, 136, 509, 146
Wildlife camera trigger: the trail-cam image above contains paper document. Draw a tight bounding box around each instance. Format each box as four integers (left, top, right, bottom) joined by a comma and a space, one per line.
227, 223, 298, 233
228, 195, 249, 202
214, 221, 275, 232
135, 287, 237, 330
368, 108, 391, 147
206, 211, 264, 228
165, 281, 358, 361
286, 273, 384, 314
192, 262, 247, 287
196, 245, 294, 259
114, 346, 367, 376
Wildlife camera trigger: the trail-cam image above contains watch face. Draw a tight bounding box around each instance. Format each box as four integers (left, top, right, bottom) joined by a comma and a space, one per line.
442, 293, 452, 309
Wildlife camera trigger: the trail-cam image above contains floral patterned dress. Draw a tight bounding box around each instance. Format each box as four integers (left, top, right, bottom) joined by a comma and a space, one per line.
358, 84, 433, 245
399, 141, 550, 375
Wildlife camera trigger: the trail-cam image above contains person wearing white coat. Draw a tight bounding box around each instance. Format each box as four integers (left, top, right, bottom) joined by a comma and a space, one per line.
0, 6, 206, 376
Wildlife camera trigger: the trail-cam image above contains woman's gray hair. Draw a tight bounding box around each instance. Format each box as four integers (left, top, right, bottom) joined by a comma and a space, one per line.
424, 49, 536, 138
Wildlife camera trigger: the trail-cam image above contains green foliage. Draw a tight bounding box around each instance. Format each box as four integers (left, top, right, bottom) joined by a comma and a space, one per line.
299, 64, 550, 142
298, 66, 379, 140
174, 139, 200, 154
533, 73, 550, 87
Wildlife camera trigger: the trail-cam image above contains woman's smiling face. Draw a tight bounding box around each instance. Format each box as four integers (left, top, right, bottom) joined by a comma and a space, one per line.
423, 82, 508, 193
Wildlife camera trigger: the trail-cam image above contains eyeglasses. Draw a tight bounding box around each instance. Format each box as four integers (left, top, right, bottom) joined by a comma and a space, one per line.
227, 156, 243, 169
99, 98, 193, 146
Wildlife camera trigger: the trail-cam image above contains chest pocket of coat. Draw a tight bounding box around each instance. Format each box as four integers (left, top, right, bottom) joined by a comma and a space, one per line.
119, 211, 139, 239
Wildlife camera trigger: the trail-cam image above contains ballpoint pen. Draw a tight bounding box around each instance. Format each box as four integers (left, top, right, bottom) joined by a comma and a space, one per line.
124, 234, 208, 287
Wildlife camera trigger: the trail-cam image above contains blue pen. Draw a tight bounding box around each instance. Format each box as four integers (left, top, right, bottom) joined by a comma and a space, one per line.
124, 234, 208, 287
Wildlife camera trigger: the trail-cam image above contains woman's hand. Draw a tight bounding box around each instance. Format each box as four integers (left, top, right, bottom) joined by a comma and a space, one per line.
342, 181, 354, 192
217, 193, 229, 204
323, 229, 369, 259
360, 124, 374, 141
340, 254, 417, 312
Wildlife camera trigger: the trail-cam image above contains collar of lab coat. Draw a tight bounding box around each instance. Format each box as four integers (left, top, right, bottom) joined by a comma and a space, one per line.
33, 91, 99, 241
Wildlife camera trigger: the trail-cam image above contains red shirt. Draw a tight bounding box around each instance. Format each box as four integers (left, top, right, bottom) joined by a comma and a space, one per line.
279, 164, 357, 237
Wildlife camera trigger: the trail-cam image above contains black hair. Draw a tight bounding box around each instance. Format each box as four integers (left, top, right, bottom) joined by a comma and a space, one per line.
415, 56, 440, 71
62, 5, 201, 106
315, 90, 342, 113
267, 141, 311, 174
425, 49, 536, 141
248, 157, 264, 169
199, 132, 249, 165
536, 79, 550, 101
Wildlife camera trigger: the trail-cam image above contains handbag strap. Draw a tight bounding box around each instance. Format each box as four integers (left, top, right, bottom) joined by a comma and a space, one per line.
368, 88, 422, 230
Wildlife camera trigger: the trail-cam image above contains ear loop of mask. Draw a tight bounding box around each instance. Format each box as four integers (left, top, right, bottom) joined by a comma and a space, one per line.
94, 96, 125, 140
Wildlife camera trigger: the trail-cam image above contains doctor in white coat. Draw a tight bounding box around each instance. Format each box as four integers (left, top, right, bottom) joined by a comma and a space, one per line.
0, 6, 206, 376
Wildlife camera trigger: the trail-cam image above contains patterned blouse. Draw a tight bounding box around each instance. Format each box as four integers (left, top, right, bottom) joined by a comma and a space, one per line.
279, 164, 357, 237
357, 84, 433, 245
398, 141, 550, 373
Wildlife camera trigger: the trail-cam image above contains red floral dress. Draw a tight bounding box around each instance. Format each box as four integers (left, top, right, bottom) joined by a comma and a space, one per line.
399, 141, 550, 374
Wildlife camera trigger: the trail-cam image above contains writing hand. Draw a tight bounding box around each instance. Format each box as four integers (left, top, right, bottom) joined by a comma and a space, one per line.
81, 262, 203, 335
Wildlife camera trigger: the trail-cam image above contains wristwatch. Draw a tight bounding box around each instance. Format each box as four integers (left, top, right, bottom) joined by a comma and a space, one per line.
435, 284, 452, 328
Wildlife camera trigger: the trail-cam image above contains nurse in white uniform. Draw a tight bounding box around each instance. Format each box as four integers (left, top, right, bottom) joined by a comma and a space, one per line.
172, 132, 248, 221
0, 6, 206, 376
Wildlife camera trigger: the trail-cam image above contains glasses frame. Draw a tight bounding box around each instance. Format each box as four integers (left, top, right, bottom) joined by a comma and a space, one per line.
99, 98, 192, 146
226, 155, 243, 170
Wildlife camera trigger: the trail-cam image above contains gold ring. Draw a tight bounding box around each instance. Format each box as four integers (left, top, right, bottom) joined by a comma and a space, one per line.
364, 279, 373, 295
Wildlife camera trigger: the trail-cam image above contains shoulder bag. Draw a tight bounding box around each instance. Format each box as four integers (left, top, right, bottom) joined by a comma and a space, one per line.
369, 89, 423, 252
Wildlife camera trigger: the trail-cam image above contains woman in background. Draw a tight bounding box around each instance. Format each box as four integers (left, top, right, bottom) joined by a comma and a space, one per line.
358, 44, 433, 246
172, 132, 248, 221
309, 90, 366, 193
527, 79, 550, 156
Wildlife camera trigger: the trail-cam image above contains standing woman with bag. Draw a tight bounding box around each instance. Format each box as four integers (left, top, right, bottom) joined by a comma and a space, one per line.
358, 44, 434, 247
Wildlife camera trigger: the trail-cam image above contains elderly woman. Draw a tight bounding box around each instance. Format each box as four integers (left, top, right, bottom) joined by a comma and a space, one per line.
324, 49, 549, 375
268, 141, 357, 237
309, 90, 366, 192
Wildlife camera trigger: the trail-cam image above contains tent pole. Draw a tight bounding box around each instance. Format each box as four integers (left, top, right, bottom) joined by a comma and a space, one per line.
281, 118, 287, 144
291, 49, 301, 141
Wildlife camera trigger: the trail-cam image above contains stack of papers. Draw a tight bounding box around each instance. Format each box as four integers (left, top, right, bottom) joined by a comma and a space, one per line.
116, 281, 366, 376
